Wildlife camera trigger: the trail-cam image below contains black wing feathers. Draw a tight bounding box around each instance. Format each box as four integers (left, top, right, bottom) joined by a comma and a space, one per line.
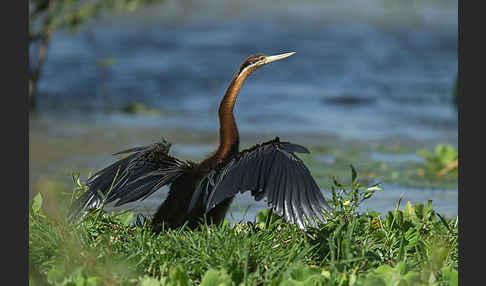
193, 137, 332, 230
70, 140, 190, 220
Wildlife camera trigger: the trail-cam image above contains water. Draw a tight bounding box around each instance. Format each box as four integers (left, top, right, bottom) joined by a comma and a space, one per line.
29, 0, 458, 220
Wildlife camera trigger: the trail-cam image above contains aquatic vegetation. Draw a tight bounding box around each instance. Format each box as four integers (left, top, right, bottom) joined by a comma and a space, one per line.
29, 168, 457, 285
303, 143, 458, 190
96, 58, 116, 69
417, 145, 458, 179
122, 102, 166, 116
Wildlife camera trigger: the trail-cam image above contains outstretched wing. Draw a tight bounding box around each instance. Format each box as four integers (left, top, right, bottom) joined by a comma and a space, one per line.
69, 139, 192, 221
191, 137, 333, 230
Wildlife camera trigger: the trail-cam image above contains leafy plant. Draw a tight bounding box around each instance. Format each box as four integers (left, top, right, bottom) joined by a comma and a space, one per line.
328, 165, 383, 220
417, 145, 458, 178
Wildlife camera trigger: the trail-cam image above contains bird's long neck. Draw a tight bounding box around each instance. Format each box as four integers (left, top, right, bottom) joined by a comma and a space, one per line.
213, 69, 252, 163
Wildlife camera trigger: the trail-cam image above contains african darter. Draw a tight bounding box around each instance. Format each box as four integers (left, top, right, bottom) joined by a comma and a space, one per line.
70, 52, 333, 232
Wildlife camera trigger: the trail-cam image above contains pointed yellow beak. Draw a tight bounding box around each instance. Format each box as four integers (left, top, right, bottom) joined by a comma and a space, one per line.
263, 52, 295, 64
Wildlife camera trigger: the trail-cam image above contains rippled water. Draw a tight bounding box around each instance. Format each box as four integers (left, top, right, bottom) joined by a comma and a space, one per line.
29, 0, 458, 220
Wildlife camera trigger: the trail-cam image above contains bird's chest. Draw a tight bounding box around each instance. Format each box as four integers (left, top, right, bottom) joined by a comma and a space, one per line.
170, 171, 203, 198
168, 153, 237, 207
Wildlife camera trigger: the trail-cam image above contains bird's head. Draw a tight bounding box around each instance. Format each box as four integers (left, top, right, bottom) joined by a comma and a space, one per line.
236, 52, 295, 78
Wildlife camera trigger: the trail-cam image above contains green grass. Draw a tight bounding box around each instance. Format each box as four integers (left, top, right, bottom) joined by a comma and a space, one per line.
29, 168, 458, 285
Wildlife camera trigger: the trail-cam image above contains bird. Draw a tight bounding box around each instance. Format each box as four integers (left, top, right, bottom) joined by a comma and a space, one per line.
69, 52, 333, 232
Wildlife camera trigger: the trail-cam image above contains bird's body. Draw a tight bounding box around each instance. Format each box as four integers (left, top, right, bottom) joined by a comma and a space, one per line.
70, 53, 332, 232
151, 155, 234, 232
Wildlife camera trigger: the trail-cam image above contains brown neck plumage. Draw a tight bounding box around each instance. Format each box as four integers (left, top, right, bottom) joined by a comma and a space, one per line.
212, 67, 253, 163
